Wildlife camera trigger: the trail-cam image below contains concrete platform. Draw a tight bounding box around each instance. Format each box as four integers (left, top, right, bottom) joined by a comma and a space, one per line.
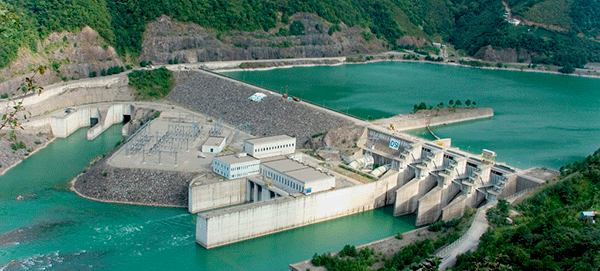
107, 111, 248, 172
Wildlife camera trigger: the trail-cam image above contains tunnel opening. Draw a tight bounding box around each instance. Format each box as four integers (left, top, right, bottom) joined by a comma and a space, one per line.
90, 117, 99, 127
123, 114, 131, 124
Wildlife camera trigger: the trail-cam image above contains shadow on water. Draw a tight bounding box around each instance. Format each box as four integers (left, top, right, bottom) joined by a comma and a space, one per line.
0, 220, 76, 247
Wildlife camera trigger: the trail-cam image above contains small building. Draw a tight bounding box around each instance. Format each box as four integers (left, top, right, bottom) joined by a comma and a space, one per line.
581, 211, 596, 220
249, 92, 267, 102
508, 19, 520, 26
244, 135, 296, 159
261, 157, 335, 194
202, 136, 226, 153
212, 153, 260, 180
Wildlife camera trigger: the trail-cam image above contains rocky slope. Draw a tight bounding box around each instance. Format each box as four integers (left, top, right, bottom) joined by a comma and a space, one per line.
140, 13, 387, 64
0, 26, 124, 95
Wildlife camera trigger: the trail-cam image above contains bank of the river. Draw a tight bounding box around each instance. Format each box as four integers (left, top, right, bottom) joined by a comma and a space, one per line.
289, 227, 434, 271
0, 130, 54, 177
192, 53, 600, 79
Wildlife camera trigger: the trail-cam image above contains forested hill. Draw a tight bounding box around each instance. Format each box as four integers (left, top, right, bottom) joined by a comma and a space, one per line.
453, 148, 600, 270
1, 0, 600, 70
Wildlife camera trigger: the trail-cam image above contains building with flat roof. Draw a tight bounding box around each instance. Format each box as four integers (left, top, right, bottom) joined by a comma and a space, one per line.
244, 135, 295, 159
213, 153, 260, 180
261, 157, 335, 194
203, 136, 226, 153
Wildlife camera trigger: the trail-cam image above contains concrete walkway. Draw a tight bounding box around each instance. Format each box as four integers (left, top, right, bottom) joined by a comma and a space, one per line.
436, 203, 492, 270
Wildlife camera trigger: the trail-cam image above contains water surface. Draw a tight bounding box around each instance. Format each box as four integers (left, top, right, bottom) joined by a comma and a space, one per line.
0, 126, 415, 270
226, 62, 600, 169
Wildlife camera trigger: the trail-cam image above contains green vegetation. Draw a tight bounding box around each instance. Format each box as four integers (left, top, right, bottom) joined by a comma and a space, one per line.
412, 99, 477, 112
11, 141, 25, 151
312, 246, 379, 270
454, 148, 600, 270
1, 0, 599, 70
128, 67, 174, 100
289, 20, 305, 36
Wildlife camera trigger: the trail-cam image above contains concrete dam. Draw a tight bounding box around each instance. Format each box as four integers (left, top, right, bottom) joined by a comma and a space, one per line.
192, 124, 544, 249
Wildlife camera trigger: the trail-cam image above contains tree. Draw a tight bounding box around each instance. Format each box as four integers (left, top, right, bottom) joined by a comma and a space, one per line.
0, 3, 44, 137
465, 99, 471, 106
559, 64, 575, 74
449, 99, 454, 105
289, 20, 305, 35
455, 99, 462, 106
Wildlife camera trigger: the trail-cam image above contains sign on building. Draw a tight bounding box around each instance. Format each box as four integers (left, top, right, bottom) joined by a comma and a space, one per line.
389, 138, 400, 150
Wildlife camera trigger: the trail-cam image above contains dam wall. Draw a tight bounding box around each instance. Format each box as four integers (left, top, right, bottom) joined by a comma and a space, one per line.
196, 172, 398, 249
188, 178, 247, 214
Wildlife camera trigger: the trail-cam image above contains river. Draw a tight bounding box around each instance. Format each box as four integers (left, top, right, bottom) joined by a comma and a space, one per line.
0, 126, 415, 270
225, 61, 600, 170
2, 61, 599, 270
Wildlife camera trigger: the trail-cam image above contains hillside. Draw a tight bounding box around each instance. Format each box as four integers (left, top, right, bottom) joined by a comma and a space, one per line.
453, 149, 600, 270
0, 0, 600, 87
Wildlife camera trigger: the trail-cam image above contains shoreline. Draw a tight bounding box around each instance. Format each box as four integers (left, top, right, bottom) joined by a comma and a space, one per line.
0, 136, 56, 178
200, 53, 600, 79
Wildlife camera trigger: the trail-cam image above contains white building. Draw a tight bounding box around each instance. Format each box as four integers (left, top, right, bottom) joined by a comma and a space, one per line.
244, 135, 296, 159
202, 136, 226, 153
261, 157, 335, 194
212, 153, 260, 180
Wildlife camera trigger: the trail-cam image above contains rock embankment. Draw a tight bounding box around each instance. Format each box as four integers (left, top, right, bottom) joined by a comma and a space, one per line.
74, 154, 196, 207
167, 71, 353, 145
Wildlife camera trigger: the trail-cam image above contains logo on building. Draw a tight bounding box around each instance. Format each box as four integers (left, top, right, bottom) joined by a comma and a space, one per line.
389, 138, 400, 150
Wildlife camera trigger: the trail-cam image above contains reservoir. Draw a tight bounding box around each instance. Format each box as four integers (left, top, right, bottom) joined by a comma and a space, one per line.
225, 61, 600, 169
3, 61, 599, 270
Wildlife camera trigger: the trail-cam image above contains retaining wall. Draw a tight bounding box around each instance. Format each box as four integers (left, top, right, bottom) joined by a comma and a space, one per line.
196, 173, 398, 249
0, 74, 132, 117
188, 178, 247, 214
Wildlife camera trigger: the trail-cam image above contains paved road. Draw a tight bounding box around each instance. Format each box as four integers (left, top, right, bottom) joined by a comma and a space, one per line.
436, 203, 492, 270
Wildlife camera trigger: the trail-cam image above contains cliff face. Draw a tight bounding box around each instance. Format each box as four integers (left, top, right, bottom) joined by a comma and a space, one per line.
473, 45, 540, 63
0, 26, 123, 94
140, 14, 387, 64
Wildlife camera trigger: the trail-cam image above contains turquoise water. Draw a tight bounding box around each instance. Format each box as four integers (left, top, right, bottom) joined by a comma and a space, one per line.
0, 126, 416, 270
4, 62, 599, 270
225, 62, 600, 169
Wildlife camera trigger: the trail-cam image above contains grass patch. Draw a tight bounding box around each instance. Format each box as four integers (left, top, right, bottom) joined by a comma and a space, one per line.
128, 67, 174, 100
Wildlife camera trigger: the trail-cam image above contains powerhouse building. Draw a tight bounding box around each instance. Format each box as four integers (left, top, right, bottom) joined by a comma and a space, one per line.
212, 153, 260, 180
244, 135, 295, 158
